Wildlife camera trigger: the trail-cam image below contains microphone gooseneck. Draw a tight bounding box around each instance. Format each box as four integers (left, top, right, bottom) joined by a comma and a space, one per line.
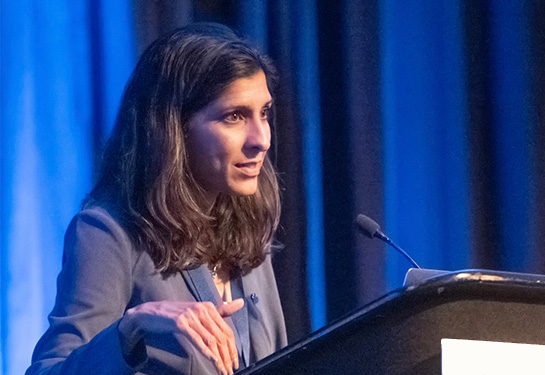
355, 214, 421, 269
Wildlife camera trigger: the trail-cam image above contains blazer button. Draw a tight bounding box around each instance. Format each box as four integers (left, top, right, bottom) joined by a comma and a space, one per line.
250, 293, 258, 303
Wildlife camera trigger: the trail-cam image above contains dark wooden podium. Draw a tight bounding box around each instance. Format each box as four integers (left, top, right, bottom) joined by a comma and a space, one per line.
240, 269, 545, 375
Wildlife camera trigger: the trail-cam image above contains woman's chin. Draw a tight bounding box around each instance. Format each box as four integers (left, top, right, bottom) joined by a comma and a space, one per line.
228, 180, 259, 196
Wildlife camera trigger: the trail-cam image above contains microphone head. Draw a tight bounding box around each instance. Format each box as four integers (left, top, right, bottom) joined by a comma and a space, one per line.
356, 214, 381, 239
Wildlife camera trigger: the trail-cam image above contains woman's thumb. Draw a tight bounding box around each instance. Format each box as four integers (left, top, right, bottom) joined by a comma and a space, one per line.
217, 298, 245, 317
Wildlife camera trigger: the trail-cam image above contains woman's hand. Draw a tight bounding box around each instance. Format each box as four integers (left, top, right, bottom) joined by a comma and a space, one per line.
118, 299, 245, 375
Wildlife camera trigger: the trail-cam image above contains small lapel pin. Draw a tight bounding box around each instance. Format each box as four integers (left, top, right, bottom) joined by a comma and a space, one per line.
249, 293, 258, 303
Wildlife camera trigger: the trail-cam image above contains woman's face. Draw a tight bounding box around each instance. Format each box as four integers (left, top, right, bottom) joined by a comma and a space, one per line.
186, 70, 272, 197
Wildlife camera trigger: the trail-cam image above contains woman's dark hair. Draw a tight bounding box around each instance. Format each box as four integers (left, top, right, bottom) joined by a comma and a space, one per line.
85, 23, 280, 276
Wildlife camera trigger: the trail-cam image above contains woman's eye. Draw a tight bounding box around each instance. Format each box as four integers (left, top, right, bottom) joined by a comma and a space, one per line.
261, 107, 271, 120
223, 111, 243, 123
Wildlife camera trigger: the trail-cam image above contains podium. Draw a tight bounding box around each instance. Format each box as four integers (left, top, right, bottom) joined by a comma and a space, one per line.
240, 269, 545, 375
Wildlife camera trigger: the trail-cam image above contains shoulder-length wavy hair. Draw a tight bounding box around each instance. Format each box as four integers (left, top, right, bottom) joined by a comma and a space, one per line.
85, 23, 281, 276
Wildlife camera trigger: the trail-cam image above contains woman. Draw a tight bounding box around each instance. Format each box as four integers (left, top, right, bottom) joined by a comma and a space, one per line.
26, 23, 287, 375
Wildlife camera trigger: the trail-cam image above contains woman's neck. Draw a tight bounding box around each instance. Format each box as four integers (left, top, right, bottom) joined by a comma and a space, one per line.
212, 266, 232, 302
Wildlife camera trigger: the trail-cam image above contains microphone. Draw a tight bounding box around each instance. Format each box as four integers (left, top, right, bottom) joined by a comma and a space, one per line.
356, 214, 421, 269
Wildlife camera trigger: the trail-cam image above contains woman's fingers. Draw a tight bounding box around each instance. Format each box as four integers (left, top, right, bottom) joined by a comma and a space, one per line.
177, 315, 219, 362
126, 300, 242, 374
177, 314, 227, 374
200, 303, 237, 374
205, 302, 240, 370
202, 324, 232, 375
178, 303, 237, 375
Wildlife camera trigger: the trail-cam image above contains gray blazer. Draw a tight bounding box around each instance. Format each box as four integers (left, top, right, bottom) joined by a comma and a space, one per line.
26, 206, 287, 375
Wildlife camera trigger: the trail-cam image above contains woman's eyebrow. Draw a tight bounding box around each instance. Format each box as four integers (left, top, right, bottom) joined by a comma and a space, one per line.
220, 100, 273, 113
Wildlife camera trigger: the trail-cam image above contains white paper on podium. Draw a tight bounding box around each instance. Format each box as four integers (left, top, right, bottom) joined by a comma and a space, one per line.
442, 338, 545, 374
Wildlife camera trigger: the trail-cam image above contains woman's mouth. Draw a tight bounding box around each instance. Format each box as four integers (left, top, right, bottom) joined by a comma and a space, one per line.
235, 161, 262, 177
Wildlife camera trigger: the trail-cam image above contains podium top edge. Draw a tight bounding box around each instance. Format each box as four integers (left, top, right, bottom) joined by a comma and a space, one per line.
403, 268, 545, 290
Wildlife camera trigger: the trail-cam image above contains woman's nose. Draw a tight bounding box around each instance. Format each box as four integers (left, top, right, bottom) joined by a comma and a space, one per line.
245, 118, 271, 152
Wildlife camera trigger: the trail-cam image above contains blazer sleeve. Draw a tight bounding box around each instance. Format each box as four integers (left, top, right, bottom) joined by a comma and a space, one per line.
26, 208, 143, 375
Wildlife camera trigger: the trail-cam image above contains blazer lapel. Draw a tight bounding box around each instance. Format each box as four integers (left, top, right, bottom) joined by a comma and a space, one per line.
181, 265, 218, 304
231, 277, 251, 367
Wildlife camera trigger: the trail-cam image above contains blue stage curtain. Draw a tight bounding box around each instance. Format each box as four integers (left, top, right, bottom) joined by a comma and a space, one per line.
0, 0, 135, 373
287, 0, 326, 331
486, 0, 534, 272
380, 0, 471, 288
